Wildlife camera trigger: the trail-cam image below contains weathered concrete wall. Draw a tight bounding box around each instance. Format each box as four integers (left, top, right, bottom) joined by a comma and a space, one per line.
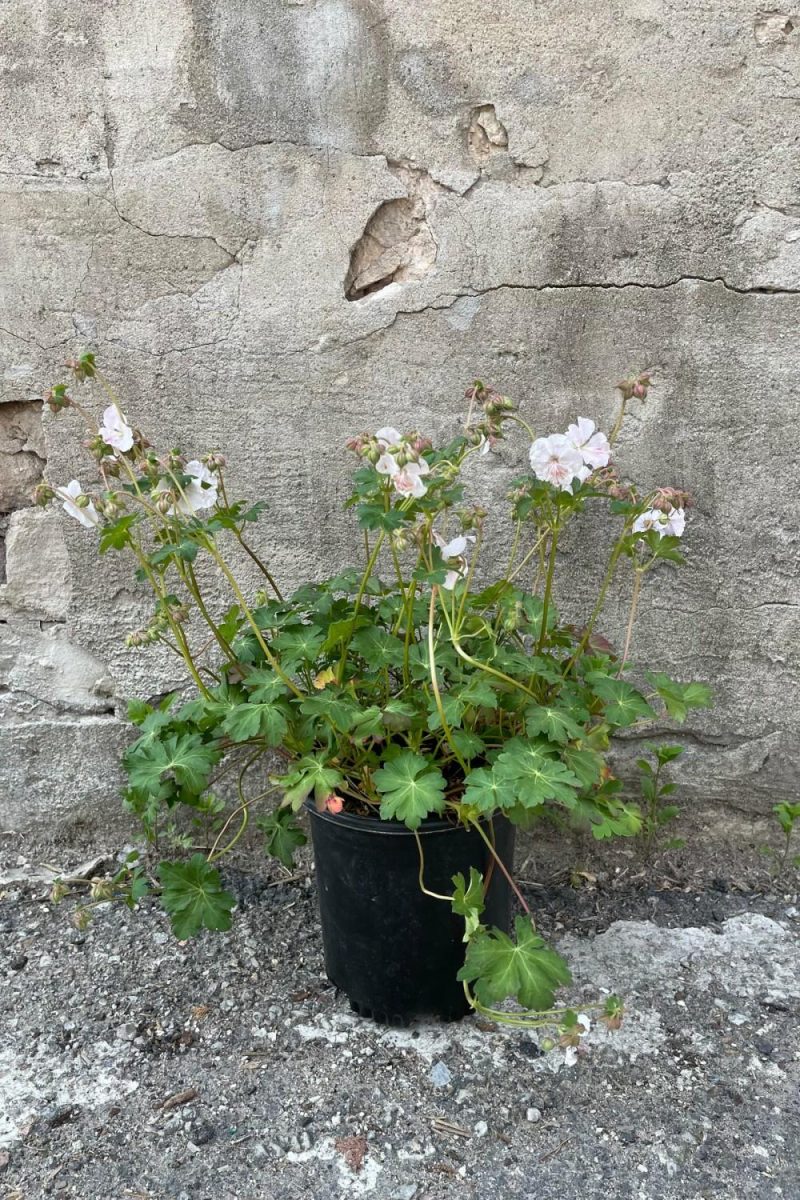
1, 0, 799, 831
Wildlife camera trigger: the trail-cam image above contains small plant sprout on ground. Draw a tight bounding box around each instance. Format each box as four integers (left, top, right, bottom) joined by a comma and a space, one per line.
761, 802, 800, 881
38, 352, 712, 1053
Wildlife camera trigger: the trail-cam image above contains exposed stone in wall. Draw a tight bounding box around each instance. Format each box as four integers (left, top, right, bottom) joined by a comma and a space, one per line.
345, 164, 440, 300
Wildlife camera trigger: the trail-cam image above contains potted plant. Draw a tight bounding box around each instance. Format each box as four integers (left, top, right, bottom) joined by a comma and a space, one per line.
41, 354, 711, 1045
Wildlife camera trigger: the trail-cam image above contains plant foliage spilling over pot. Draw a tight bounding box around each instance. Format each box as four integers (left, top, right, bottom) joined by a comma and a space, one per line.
42, 354, 711, 1045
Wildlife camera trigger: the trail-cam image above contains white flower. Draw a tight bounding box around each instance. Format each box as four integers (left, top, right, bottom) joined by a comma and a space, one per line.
60, 480, 99, 529
529, 434, 585, 492
577, 1012, 591, 1034
375, 452, 399, 476
433, 531, 476, 590
99, 405, 134, 453
566, 417, 610, 471
392, 459, 429, 499
157, 460, 219, 516
375, 426, 402, 450
562, 1013, 591, 1068
563, 1045, 579, 1068
632, 506, 685, 539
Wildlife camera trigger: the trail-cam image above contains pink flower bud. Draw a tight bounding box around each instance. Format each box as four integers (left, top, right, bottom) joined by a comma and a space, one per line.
326, 795, 344, 814
32, 482, 55, 507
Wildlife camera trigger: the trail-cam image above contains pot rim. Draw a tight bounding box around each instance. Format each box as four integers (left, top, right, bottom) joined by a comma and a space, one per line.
303, 798, 499, 838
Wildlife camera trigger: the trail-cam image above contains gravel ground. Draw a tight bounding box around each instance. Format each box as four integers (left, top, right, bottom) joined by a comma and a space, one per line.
0, 833, 798, 1200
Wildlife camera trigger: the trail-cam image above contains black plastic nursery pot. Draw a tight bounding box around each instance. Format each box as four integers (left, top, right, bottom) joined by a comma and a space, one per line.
306, 802, 515, 1025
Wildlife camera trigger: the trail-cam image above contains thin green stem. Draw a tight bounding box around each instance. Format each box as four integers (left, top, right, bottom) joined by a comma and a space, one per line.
467, 815, 532, 917
536, 527, 559, 653
205, 541, 304, 698
414, 830, 455, 902
337, 529, 386, 682
617, 568, 644, 676
428, 589, 468, 774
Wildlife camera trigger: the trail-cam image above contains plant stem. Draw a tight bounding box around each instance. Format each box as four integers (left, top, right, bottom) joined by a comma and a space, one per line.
337, 530, 386, 682
413, 830, 455, 902
467, 815, 532, 917
618, 568, 644, 675
205, 541, 304, 698
535, 527, 559, 653
428, 589, 468, 774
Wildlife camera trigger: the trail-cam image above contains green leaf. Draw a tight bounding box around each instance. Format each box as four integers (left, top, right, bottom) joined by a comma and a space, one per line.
127, 733, 220, 796
127, 697, 153, 726
221, 701, 288, 746
459, 678, 499, 710
525, 704, 586, 746
318, 615, 372, 653
99, 513, 140, 554
774, 801, 800, 835
451, 867, 485, 940
351, 626, 406, 668
645, 674, 713, 723
257, 808, 308, 869
450, 729, 486, 761
561, 745, 604, 789
586, 674, 655, 727
272, 628, 325, 670
243, 668, 286, 703
299, 692, 360, 733
457, 915, 572, 1011
373, 750, 446, 829
276, 756, 344, 810
158, 854, 236, 939
494, 738, 582, 809
462, 767, 505, 813
427, 693, 465, 733
381, 699, 421, 732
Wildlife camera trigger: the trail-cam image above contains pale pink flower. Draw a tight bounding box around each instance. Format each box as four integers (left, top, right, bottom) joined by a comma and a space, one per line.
99, 405, 134, 453
376, 452, 399, 476
60, 480, 99, 529
632, 506, 685, 539
566, 418, 610, 471
392, 459, 430, 499
529, 435, 585, 492
326, 795, 344, 814
375, 426, 402, 450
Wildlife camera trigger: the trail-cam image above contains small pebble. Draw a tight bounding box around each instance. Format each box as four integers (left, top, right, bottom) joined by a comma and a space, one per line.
429, 1061, 452, 1088
526, 1107, 542, 1123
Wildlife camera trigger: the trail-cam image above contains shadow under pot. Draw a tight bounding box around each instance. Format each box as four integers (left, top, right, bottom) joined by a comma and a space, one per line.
305, 802, 515, 1025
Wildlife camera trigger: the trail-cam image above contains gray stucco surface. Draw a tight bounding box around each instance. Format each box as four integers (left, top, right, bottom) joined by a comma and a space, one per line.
1, 0, 799, 829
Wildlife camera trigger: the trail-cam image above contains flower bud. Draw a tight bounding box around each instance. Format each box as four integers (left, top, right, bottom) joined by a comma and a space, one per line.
203, 451, 226, 472
50, 880, 68, 903
90, 878, 114, 901
45, 384, 71, 413
155, 491, 174, 515
32, 482, 55, 507
165, 450, 186, 471
65, 352, 96, 380
72, 908, 92, 931
83, 434, 109, 461
391, 529, 409, 552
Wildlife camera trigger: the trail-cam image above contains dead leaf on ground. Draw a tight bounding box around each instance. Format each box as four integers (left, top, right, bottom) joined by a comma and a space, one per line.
335, 1135, 368, 1172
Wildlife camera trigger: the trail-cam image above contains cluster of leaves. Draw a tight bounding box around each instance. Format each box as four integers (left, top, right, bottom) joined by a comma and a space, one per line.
635, 743, 686, 860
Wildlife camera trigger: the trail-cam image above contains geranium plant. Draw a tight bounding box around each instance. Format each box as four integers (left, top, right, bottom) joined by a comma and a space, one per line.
41, 354, 711, 1045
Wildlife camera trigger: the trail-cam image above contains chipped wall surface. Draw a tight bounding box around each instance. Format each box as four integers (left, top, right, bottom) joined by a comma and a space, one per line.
1, 0, 799, 831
